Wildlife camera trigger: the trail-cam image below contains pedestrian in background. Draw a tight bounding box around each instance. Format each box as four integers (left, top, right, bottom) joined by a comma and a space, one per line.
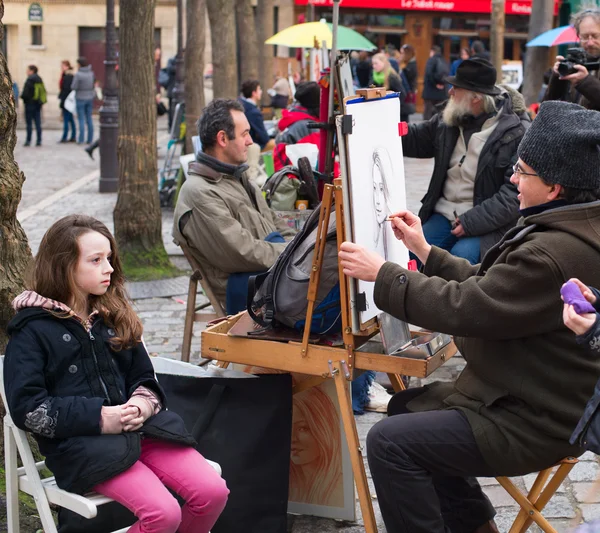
450, 47, 471, 76
58, 60, 76, 143
21, 64, 46, 147
72, 57, 95, 145
399, 44, 418, 122
355, 51, 372, 89
422, 45, 449, 120
371, 52, 403, 94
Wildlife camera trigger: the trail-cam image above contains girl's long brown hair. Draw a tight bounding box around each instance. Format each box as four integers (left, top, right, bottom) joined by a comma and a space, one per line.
33, 215, 143, 350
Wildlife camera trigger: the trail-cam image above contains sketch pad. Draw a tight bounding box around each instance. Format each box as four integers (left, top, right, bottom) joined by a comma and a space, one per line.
339, 94, 410, 330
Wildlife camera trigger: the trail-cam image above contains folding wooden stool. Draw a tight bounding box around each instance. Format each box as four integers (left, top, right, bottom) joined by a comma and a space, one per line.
179, 242, 226, 363
496, 456, 578, 532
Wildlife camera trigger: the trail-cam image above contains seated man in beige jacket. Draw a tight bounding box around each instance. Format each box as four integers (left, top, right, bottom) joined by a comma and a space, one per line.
173, 98, 295, 313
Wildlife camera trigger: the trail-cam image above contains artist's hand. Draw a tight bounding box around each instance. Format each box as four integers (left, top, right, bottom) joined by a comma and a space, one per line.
563, 278, 597, 305
553, 55, 565, 76
451, 222, 466, 237
388, 211, 431, 264
436, 83, 445, 90
122, 398, 151, 432
560, 64, 589, 85
563, 303, 596, 336
339, 242, 386, 282
100, 405, 127, 434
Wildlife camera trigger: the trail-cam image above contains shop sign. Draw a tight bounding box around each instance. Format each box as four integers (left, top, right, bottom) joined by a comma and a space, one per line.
295, 0, 557, 15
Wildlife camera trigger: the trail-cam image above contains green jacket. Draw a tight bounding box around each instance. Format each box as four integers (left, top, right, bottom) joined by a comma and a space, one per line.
374, 201, 600, 475
172, 161, 295, 307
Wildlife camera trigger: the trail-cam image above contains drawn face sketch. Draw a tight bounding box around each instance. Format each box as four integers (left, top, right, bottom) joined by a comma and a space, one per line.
372, 148, 393, 258
291, 405, 320, 466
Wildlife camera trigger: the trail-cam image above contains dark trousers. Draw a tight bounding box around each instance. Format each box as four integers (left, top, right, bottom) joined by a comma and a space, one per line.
25, 103, 42, 144
367, 387, 498, 533
423, 99, 442, 121
61, 109, 76, 141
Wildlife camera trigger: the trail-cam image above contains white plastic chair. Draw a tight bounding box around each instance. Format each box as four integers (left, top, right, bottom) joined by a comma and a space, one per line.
0, 355, 221, 533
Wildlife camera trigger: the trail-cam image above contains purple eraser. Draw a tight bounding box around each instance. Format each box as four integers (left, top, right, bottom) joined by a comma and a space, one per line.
561, 281, 595, 314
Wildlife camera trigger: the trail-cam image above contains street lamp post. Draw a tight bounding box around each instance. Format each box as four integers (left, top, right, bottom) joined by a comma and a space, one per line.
171, 0, 185, 108
99, 0, 119, 193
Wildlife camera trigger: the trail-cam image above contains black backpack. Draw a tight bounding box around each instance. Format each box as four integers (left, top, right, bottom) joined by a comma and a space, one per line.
248, 206, 341, 335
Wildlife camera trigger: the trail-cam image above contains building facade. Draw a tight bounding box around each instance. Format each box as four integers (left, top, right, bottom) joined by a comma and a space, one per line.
295, 0, 560, 108
2, 0, 180, 103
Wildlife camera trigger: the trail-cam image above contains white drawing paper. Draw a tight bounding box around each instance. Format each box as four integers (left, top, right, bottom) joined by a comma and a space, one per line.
344, 95, 409, 325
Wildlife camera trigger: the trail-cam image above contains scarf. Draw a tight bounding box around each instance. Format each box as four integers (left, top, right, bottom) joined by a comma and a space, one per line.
372, 70, 385, 87
196, 151, 258, 209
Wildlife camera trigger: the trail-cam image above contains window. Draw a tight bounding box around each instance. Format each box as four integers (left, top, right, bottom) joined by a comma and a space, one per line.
31, 25, 42, 45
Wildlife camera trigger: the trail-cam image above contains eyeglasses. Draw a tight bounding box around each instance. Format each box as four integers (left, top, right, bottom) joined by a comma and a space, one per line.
580, 33, 600, 42
512, 163, 538, 177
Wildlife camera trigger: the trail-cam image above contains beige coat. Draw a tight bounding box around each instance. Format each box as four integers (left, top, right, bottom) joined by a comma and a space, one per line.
172, 161, 295, 306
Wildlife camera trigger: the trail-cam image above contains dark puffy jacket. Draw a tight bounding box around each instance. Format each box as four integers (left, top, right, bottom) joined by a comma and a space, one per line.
402, 91, 529, 257
4, 309, 196, 495
422, 54, 449, 101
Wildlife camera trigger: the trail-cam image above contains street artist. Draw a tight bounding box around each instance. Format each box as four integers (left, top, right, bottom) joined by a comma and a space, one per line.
338, 101, 600, 533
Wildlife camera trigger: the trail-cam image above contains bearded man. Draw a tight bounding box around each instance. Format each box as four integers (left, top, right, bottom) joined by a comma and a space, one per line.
403, 58, 528, 264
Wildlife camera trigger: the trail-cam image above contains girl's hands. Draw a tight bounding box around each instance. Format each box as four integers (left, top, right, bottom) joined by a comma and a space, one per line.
100, 404, 147, 434
566, 278, 597, 305
563, 303, 597, 336
122, 397, 153, 432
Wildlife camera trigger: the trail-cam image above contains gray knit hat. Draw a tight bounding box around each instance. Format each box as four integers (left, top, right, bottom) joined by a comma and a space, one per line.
517, 101, 600, 190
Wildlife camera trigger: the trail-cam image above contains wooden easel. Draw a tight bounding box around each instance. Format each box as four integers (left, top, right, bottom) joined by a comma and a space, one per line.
202, 178, 457, 533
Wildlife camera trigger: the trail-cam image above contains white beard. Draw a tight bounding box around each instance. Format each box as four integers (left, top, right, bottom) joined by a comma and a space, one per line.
442, 96, 475, 127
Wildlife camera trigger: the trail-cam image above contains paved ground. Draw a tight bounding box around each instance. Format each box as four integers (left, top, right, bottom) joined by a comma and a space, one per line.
13, 118, 600, 533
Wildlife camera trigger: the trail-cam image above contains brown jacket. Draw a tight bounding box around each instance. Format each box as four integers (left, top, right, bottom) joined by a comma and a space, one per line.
374, 201, 600, 475
172, 161, 295, 306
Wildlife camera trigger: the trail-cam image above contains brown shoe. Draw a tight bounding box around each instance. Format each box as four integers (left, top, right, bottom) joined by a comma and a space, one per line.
473, 520, 500, 533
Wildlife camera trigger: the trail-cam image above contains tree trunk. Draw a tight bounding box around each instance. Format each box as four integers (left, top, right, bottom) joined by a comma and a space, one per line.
184, 0, 206, 154
0, 0, 32, 353
490, 0, 505, 81
236, 0, 260, 82
207, 0, 238, 99
522, 0, 554, 105
256, 0, 275, 106
114, 0, 175, 280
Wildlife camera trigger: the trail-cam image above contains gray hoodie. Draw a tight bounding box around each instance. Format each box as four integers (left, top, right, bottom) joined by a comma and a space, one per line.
72, 65, 95, 101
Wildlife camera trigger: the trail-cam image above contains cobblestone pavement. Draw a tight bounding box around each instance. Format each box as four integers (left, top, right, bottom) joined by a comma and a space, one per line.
14, 132, 600, 533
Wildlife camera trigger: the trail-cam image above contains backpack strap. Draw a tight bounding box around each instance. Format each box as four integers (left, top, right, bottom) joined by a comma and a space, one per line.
247, 272, 273, 327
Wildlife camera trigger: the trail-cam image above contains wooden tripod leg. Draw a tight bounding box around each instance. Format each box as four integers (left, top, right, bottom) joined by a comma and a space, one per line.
333, 362, 378, 533
387, 373, 406, 393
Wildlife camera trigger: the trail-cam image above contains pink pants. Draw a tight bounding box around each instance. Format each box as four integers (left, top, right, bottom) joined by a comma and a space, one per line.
93, 438, 229, 533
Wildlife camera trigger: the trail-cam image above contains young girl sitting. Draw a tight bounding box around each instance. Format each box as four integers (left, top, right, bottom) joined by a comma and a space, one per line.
4, 215, 229, 533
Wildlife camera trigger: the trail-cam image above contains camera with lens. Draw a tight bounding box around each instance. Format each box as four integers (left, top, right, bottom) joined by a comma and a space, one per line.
557, 47, 600, 77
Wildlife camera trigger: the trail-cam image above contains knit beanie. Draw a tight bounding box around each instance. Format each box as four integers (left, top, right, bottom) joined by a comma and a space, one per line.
295, 81, 320, 111
517, 101, 600, 189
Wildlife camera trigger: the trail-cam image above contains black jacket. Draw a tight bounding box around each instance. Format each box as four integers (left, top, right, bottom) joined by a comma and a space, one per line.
402, 92, 528, 257
403, 59, 418, 92
422, 54, 448, 101
21, 73, 43, 105
4, 309, 196, 495
58, 71, 74, 109
544, 71, 600, 111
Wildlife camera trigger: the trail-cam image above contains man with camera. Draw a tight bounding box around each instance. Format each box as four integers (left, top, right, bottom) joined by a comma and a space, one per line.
544, 7, 600, 110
